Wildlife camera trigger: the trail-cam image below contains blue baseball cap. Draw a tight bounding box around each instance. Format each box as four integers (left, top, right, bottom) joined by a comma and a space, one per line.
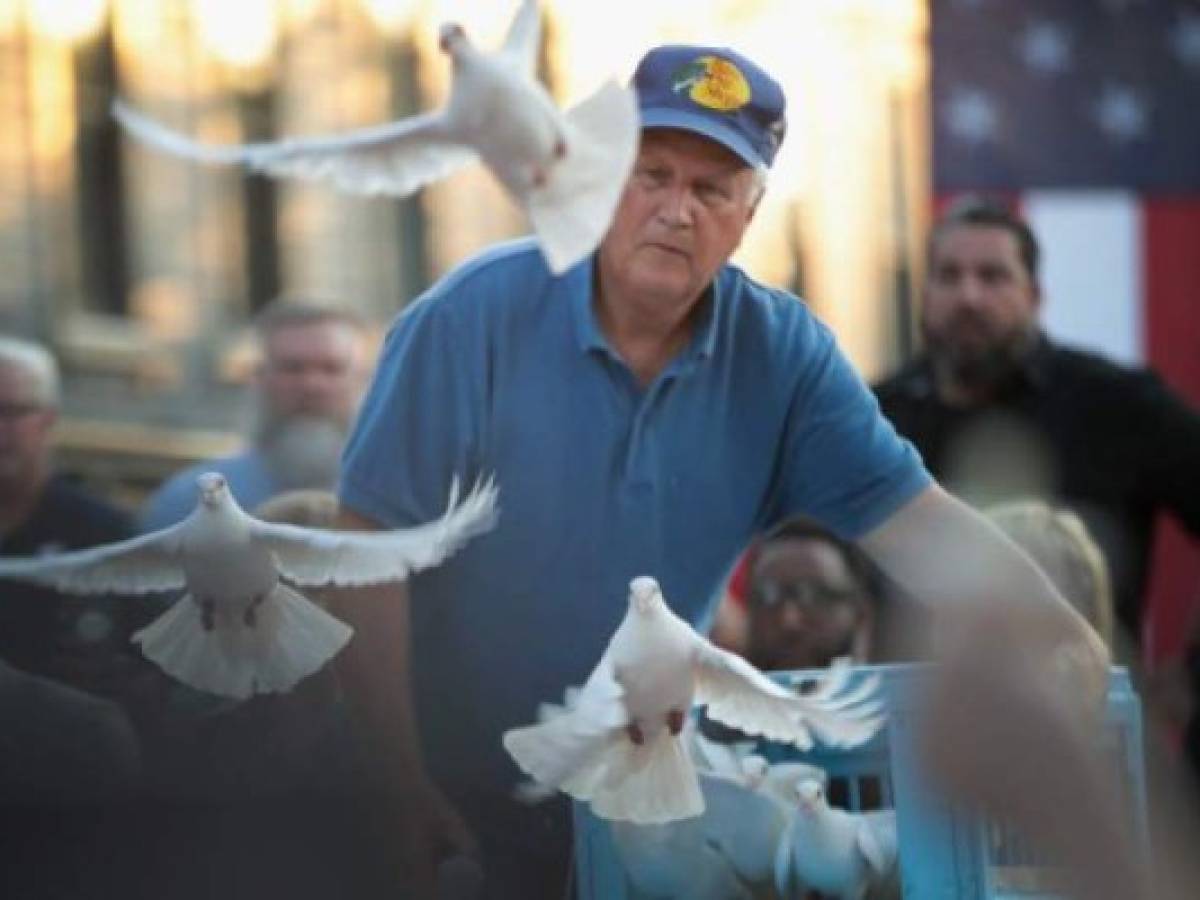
632, 44, 787, 169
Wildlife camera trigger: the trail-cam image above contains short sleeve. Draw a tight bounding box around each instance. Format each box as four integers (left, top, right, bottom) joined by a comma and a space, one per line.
775, 323, 930, 538
338, 293, 486, 529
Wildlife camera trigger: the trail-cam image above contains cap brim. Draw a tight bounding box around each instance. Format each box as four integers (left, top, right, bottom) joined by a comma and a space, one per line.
639, 106, 763, 169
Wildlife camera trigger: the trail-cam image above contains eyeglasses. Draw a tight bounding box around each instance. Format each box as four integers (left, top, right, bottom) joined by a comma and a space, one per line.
748, 581, 861, 613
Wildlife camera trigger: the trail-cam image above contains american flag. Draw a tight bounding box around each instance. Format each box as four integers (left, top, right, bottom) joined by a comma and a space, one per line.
931, 0, 1200, 663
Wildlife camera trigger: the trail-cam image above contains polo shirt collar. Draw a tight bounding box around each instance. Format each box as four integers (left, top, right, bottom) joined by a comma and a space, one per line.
567, 258, 723, 364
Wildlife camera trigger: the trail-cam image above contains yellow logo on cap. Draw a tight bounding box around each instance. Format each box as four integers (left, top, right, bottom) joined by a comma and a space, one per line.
671, 56, 751, 112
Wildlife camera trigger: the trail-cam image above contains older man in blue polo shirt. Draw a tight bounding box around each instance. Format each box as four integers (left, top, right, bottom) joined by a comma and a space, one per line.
333, 45, 1111, 899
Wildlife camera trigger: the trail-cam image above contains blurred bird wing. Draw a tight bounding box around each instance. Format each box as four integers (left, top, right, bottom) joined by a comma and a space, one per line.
0, 526, 186, 595
523, 79, 639, 274
856, 810, 899, 875
695, 646, 887, 751
692, 641, 820, 748
503, 657, 627, 793
253, 476, 499, 587
113, 100, 479, 197
498, 0, 542, 77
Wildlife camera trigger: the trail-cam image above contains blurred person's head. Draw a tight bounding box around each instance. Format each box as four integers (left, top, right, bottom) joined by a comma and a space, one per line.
250, 301, 372, 491
985, 499, 1115, 650
0, 337, 60, 505
922, 200, 1042, 403
745, 517, 881, 670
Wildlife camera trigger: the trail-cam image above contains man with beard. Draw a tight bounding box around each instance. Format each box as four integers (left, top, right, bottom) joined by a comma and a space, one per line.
141, 301, 372, 531
874, 200, 1200, 647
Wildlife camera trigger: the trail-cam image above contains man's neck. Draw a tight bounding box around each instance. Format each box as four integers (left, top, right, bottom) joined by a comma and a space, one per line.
594, 274, 706, 388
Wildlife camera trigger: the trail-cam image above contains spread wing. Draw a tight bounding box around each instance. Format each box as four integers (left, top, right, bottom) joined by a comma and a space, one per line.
0, 526, 186, 595
694, 648, 886, 750
692, 641, 825, 748
251, 477, 498, 587
113, 99, 478, 197
498, 0, 542, 77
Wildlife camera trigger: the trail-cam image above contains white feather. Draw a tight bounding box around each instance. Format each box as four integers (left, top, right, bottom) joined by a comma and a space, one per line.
502, 576, 884, 826
111, 0, 637, 275
0, 473, 497, 699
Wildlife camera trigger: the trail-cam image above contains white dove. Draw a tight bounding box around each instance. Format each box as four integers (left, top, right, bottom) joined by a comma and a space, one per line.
111, 0, 638, 275
774, 777, 900, 900
0, 472, 498, 700
502, 576, 884, 825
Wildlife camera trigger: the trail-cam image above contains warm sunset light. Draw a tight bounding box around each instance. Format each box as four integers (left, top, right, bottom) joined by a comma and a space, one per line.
28, 0, 109, 43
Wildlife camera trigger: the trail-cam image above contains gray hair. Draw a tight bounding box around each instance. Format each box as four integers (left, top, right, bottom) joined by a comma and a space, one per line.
749, 164, 769, 207
0, 335, 61, 407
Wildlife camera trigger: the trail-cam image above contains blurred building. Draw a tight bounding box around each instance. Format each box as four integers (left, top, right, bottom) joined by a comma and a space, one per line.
0, 0, 928, 505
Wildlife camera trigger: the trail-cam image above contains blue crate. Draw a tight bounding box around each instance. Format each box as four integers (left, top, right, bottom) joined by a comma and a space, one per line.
572, 663, 1148, 899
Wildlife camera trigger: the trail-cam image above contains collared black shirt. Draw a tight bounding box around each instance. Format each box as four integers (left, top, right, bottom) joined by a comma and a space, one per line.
873, 334, 1200, 639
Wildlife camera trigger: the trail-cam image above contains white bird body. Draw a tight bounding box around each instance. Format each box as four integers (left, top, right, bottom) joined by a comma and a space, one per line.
774, 778, 899, 900
0, 472, 499, 699
111, 0, 638, 275
503, 577, 885, 825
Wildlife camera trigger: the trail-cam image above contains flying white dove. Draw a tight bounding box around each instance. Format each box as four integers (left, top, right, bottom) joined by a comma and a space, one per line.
111, 0, 638, 275
774, 777, 900, 900
0, 472, 498, 700
502, 575, 884, 825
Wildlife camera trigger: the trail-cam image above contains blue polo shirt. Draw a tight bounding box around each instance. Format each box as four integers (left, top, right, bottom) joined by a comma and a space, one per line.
338, 238, 929, 791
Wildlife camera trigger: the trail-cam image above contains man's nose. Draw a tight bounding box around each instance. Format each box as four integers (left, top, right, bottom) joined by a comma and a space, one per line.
657, 186, 696, 227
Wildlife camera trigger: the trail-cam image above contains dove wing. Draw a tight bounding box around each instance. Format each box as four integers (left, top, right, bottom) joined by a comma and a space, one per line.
113, 100, 479, 197
252, 477, 498, 587
0, 526, 185, 595
523, 79, 639, 274
692, 640, 823, 748
498, 0, 542, 77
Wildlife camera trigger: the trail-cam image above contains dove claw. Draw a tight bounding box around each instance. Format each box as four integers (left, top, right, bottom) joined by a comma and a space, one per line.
667, 709, 685, 736
627, 722, 645, 746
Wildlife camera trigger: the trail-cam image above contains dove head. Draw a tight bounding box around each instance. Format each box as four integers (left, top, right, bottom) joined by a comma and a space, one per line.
629, 576, 662, 614
438, 22, 467, 55
796, 777, 825, 813
197, 472, 230, 508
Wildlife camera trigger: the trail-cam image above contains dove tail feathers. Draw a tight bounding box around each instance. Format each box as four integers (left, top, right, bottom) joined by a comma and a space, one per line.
584, 731, 705, 825
132, 584, 352, 700
526, 80, 639, 274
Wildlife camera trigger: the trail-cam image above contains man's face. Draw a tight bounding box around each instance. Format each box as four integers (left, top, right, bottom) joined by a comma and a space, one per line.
0, 363, 55, 489
598, 129, 760, 307
746, 537, 869, 671
259, 321, 369, 426
922, 224, 1040, 388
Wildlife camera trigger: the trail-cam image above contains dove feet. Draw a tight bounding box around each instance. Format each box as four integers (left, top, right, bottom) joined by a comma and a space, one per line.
627, 722, 645, 746
667, 709, 685, 736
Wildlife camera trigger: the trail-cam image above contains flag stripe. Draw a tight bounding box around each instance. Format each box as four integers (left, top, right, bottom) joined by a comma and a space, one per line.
1024, 191, 1142, 366
1142, 198, 1200, 659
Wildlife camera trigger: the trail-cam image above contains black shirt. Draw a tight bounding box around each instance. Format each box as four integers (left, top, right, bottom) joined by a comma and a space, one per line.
873, 335, 1200, 638
0, 475, 145, 690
